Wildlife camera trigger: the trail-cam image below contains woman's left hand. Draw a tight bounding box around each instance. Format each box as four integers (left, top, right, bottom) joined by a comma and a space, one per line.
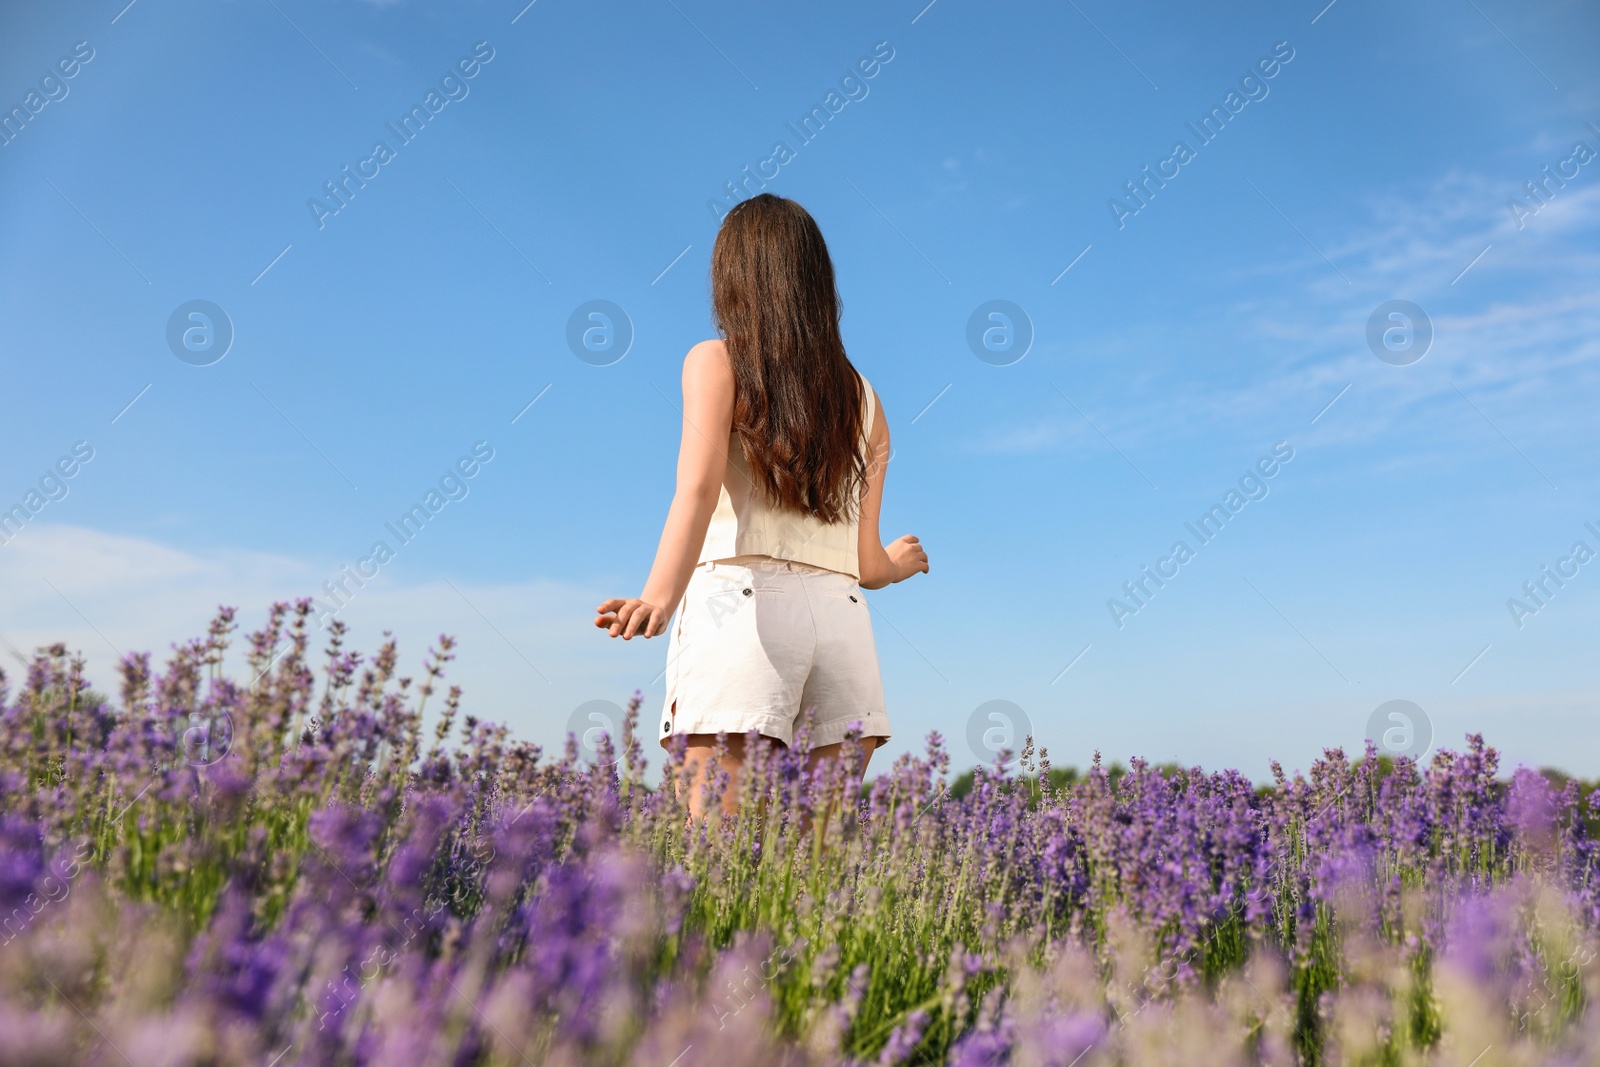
595, 598, 667, 639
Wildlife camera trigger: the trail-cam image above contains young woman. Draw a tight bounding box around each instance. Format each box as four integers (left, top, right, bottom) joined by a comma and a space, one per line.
594, 193, 929, 818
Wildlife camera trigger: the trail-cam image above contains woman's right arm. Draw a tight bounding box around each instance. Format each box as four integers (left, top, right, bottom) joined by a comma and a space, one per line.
595, 340, 734, 638
856, 390, 929, 591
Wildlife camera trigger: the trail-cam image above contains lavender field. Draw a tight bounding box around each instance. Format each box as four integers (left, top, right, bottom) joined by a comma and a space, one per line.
2, 604, 1598, 1067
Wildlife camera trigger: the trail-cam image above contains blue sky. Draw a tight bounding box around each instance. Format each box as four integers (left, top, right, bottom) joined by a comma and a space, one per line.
3, 0, 1598, 780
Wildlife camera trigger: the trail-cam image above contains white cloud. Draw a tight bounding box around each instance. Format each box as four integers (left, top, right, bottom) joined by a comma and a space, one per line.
972, 416, 1079, 455
0, 524, 658, 759
1006, 162, 1600, 469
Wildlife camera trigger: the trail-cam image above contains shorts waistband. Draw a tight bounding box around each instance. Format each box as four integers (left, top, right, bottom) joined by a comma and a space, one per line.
703, 555, 844, 578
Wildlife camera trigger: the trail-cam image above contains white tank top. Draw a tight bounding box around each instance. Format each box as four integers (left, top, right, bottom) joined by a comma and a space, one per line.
698, 372, 875, 580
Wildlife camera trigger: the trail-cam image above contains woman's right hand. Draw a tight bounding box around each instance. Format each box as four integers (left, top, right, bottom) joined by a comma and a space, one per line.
884, 534, 929, 583
595, 597, 668, 639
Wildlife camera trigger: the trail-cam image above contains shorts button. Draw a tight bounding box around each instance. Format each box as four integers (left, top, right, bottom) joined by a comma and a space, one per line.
742, 588, 752, 596
849, 595, 858, 603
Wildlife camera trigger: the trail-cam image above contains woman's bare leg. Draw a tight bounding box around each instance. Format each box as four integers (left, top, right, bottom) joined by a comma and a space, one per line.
793, 736, 880, 843
678, 734, 879, 821
805, 736, 880, 780
679, 732, 774, 820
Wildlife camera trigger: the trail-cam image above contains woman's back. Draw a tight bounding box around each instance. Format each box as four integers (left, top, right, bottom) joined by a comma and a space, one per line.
699, 370, 876, 579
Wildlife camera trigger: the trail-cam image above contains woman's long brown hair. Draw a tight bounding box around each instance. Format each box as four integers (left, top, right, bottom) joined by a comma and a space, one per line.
711, 194, 867, 525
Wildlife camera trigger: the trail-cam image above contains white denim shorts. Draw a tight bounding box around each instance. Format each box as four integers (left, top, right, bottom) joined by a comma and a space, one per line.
659, 556, 891, 749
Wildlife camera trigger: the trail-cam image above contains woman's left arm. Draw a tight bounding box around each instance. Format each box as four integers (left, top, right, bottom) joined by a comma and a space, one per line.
595, 340, 734, 639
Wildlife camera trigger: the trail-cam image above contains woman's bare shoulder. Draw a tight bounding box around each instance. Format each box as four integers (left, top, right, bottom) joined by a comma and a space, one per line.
682, 339, 734, 396
684, 338, 730, 372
